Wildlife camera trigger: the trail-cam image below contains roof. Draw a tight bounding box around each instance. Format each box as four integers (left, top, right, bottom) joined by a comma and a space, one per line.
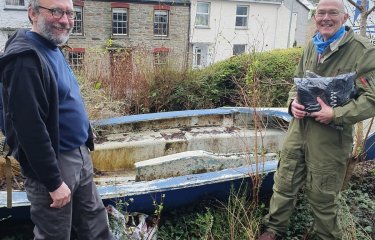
297, 0, 315, 10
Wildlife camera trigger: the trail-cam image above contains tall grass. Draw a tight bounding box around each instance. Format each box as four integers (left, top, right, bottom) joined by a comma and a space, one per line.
81, 47, 190, 115
82, 47, 150, 115
157, 184, 265, 240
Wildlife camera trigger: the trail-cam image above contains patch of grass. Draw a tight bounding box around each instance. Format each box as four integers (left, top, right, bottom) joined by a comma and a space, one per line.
284, 190, 313, 239
157, 160, 375, 240
158, 184, 265, 240
340, 160, 375, 240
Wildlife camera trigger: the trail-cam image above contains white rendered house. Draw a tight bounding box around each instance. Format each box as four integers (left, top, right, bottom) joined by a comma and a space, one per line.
190, 0, 313, 69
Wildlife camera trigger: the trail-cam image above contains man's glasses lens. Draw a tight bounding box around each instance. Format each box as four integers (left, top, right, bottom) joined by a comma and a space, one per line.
38, 6, 75, 19
53, 8, 75, 19
316, 11, 340, 17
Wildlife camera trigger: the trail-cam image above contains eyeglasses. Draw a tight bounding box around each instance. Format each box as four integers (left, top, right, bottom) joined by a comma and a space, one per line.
315, 10, 342, 18
37, 6, 75, 19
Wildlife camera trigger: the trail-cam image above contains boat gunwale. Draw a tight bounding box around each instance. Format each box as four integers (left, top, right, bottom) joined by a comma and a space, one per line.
0, 160, 278, 208
91, 107, 291, 128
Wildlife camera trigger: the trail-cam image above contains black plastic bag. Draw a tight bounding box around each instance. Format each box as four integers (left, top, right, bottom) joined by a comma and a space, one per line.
294, 72, 357, 113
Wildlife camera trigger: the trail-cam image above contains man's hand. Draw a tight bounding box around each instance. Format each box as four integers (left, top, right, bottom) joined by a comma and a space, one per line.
49, 182, 71, 208
291, 99, 307, 119
310, 97, 334, 124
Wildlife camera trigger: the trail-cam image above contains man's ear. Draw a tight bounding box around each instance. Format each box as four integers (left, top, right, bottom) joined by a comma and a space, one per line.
343, 13, 349, 24
28, 6, 37, 24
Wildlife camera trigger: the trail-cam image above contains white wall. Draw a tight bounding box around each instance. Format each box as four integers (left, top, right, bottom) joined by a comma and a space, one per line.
0, 31, 8, 51
282, 0, 313, 47
293, 0, 312, 47
190, 0, 292, 66
274, 4, 294, 49
0, 0, 31, 51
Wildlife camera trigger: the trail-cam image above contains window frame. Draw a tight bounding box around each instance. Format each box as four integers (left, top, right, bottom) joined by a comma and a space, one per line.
233, 44, 246, 56
112, 7, 129, 36
5, 0, 25, 6
193, 47, 202, 68
153, 10, 169, 37
153, 48, 169, 66
235, 5, 249, 29
154, 52, 168, 65
195, 2, 210, 28
68, 50, 85, 71
72, 5, 83, 35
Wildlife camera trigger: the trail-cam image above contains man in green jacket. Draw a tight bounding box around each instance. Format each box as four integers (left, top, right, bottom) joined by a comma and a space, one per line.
258, 0, 375, 239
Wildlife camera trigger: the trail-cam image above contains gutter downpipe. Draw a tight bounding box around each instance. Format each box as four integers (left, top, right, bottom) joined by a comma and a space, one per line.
185, 1, 192, 70
274, 2, 281, 49
287, 0, 295, 48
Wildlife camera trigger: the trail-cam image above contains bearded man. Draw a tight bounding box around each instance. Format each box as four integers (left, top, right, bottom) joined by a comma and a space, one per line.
0, 0, 114, 239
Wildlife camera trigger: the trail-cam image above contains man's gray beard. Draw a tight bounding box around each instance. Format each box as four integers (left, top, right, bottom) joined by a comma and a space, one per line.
36, 17, 72, 46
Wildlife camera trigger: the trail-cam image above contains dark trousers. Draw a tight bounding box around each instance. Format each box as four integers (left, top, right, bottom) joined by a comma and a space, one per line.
25, 145, 114, 240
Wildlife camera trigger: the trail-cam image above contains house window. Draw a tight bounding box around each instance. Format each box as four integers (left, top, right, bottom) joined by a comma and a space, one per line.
233, 44, 246, 55
112, 8, 128, 35
154, 52, 168, 65
236, 5, 248, 28
194, 47, 202, 67
195, 2, 210, 27
72, 6, 83, 35
5, 0, 25, 6
154, 10, 169, 36
154, 48, 169, 65
68, 49, 85, 71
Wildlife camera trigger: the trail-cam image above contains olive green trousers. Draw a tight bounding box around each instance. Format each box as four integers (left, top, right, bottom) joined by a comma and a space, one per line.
264, 118, 352, 240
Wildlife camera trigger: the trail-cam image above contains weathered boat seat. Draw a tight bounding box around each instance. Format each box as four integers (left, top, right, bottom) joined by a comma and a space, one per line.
135, 150, 278, 181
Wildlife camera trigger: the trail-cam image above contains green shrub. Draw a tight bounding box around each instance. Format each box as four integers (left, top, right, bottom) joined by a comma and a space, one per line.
175, 48, 303, 110
167, 55, 250, 111
246, 48, 303, 107
81, 47, 303, 114
147, 66, 188, 112
166, 48, 303, 111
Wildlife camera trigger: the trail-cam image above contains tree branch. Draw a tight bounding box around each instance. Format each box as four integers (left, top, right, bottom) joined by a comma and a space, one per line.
366, 5, 375, 16
347, 0, 362, 10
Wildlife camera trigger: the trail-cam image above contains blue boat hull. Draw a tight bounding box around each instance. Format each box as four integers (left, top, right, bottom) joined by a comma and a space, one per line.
1, 107, 374, 222
0, 161, 278, 221
102, 171, 276, 215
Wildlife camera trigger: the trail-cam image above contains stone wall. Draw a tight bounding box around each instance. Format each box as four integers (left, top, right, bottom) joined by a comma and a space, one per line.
67, 0, 190, 70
